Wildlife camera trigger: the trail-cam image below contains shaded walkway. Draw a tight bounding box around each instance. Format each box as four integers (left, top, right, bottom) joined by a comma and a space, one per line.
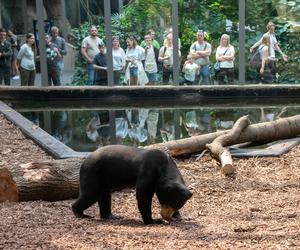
10, 70, 75, 87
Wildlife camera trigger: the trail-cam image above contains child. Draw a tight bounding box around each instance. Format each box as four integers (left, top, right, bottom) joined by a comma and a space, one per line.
180, 55, 200, 85
93, 43, 107, 85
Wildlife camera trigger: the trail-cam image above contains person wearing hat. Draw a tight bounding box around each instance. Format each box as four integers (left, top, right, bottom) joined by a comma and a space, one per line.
93, 43, 107, 86
189, 30, 212, 85
250, 21, 288, 81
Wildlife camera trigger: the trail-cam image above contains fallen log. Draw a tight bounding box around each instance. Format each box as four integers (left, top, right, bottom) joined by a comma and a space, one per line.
2, 115, 300, 202
148, 114, 300, 157
206, 115, 251, 175
0, 168, 18, 202
0, 158, 84, 202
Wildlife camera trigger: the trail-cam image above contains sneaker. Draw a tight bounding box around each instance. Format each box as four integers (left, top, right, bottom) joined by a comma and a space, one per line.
12, 75, 19, 80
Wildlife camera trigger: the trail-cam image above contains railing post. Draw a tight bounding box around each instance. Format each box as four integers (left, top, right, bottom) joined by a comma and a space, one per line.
172, 0, 179, 86
36, 0, 49, 86
104, 0, 114, 86
239, 0, 246, 84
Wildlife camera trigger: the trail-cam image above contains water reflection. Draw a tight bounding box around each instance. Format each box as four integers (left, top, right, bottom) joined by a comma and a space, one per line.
20, 106, 295, 152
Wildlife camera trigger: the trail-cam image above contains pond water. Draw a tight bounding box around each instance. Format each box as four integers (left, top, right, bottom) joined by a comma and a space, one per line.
17, 104, 300, 152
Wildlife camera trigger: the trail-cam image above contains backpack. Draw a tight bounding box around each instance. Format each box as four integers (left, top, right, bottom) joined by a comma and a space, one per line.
249, 46, 265, 69
157, 46, 167, 73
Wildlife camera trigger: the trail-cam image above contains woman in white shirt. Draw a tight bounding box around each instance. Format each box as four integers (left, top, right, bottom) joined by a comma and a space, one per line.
17, 33, 36, 86
215, 34, 235, 85
112, 37, 125, 85
125, 36, 148, 86
158, 33, 181, 84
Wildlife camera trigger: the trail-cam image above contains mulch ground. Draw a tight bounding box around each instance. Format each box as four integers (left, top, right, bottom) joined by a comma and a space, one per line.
0, 113, 300, 249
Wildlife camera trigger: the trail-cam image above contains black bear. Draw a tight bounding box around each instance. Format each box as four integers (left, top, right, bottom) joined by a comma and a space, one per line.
72, 145, 192, 224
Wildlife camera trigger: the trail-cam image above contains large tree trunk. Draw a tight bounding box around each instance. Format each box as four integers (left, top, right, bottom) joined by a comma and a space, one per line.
149, 115, 300, 157
0, 158, 84, 202
43, 0, 72, 38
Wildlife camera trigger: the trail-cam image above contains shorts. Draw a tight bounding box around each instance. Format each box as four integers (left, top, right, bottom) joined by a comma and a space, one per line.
146, 72, 157, 82
129, 66, 138, 77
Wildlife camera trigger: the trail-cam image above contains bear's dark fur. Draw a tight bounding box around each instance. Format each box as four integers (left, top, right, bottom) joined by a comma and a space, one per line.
72, 145, 192, 224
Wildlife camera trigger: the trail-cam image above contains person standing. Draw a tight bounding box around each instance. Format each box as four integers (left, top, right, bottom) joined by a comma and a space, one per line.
17, 33, 36, 86
112, 37, 125, 85
140, 29, 160, 49
0, 28, 12, 85
81, 26, 104, 85
215, 34, 235, 85
189, 30, 212, 85
250, 21, 288, 81
125, 36, 147, 86
163, 27, 181, 49
144, 34, 159, 85
93, 43, 107, 86
45, 34, 62, 86
158, 33, 181, 84
7, 30, 20, 79
180, 55, 200, 85
50, 26, 67, 76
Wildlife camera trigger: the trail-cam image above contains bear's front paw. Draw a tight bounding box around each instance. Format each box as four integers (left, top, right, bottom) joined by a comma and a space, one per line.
171, 211, 182, 221
144, 218, 164, 225
72, 207, 92, 219
101, 213, 122, 220
74, 212, 92, 219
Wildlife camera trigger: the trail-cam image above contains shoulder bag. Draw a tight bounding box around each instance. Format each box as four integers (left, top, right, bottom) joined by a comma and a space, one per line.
214, 47, 229, 73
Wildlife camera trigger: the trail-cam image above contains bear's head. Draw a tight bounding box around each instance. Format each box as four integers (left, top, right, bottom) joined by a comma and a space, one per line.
156, 182, 192, 222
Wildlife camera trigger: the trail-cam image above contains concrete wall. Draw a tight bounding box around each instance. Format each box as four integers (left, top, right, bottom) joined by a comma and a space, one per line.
64, 43, 77, 72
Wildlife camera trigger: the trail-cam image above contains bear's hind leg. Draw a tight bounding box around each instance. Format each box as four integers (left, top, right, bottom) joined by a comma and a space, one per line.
98, 189, 115, 219
72, 194, 98, 218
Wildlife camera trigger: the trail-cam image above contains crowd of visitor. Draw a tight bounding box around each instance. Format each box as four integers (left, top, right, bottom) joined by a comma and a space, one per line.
0, 21, 288, 86
0, 26, 66, 86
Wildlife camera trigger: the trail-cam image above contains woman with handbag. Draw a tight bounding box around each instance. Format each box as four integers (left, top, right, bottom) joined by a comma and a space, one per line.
158, 33, 181, 85
215, 34, 235, 85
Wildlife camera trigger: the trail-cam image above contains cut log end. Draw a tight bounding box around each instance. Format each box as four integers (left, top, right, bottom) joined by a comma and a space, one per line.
222, 164, 236, 176
0, 168, 19, 202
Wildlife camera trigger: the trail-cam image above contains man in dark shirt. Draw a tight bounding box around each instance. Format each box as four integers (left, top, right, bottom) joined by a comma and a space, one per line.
93, 43, 107, 85
0, 28, 13, 85
45, 34, 62, 86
